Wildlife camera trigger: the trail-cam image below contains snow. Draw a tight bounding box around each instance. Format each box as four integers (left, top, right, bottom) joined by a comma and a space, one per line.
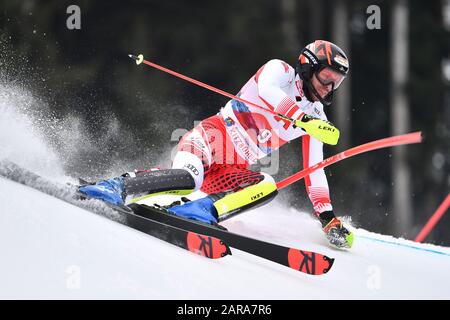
0, 84, 449, 299
0, 176, 449, 299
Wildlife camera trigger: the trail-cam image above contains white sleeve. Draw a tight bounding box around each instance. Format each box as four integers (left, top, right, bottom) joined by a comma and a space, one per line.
257, 59, 304, 120
302, 134, 333, 214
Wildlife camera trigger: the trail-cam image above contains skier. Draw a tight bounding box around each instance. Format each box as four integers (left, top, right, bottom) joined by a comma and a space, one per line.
79, 40, 354, 249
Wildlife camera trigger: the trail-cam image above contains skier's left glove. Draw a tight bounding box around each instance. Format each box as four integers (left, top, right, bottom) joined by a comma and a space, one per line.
294, 114, 340, 145
318, 210, 354, 249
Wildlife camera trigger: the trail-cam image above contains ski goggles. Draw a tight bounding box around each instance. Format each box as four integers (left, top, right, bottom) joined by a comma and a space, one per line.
315, 67, 346, 89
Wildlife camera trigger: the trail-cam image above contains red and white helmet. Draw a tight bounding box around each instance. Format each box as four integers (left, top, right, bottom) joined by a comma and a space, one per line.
297, 40, 349, 106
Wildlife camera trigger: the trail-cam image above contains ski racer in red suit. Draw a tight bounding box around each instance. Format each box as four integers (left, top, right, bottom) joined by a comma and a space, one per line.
79, 40, 354, 249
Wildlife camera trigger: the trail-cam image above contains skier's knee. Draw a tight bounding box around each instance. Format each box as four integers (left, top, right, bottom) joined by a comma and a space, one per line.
167, 172, 277, 224
172, 151, 205, 191
260, 172, 275, 184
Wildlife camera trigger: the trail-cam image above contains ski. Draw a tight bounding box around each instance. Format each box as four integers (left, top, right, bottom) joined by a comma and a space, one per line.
0, 160, 231, 259
0, 160, 333, 273
128, 203, 335, 276
103, 204, 231, 259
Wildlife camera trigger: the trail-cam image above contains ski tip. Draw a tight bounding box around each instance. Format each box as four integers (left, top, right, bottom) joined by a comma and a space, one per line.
186, 232, 231, 259
222, 241, 232, 257
128, 54, 144, 65
322, 256, 335, 274
288, 249, 335, 275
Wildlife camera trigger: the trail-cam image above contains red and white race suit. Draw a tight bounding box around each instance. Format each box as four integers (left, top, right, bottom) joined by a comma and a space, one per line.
173, 59, 333, 214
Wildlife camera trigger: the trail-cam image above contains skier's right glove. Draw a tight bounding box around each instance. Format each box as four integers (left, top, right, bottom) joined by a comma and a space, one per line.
294, 114, 340, 145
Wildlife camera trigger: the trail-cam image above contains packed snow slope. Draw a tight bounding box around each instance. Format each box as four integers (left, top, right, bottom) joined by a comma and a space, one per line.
1, 175, 449, 299
0, 83, 449, 299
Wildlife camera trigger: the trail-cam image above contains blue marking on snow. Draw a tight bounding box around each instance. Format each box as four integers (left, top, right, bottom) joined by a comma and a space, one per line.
359, 235, 450, 257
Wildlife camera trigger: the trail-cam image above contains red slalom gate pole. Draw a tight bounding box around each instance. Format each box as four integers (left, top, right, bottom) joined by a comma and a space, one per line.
128, 55, 423, 192
415, 194, 450, 243
276, 131, 423, 190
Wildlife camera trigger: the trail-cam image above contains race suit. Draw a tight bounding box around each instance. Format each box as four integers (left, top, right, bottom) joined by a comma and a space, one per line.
173, 59, 333, 214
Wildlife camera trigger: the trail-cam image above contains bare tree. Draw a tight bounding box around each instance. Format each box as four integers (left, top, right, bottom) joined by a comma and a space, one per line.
308, 0, 324, 40
391, 0, 413, 237
332, 0, 352, 150
281, 0, 301, 56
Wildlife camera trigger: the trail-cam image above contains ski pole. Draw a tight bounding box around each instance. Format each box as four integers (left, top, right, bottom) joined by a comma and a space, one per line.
128, 53, 339, 145
276, 131, 423, 190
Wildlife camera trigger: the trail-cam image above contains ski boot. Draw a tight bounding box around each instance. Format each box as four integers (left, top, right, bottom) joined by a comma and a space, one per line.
158, 196, 227, 230
165, 196, 219, 224
78, 176, 126, 206
78, 168, 197, 207
318, 211, 354, 249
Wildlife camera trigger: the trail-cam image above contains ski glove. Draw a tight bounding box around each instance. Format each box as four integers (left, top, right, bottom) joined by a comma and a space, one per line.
294, 114, 340, 145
